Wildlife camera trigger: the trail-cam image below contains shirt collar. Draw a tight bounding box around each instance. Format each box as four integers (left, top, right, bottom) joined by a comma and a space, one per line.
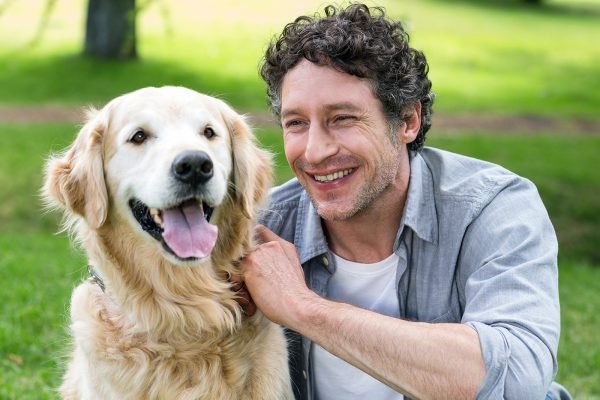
400, 150, 439, 245
296, 190, 330, 264
293, 150, 439, 263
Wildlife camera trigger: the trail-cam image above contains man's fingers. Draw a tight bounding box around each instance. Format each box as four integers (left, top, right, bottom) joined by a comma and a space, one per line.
229, 273, 243, 285
228, 273, 257, 317
255, 225, 301, 267
236, 283, 257, 317
254, 224, 283, 244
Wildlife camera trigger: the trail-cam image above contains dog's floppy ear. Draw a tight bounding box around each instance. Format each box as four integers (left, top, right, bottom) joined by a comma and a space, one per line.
43, 108, 109, 230
225, 110, 272, 220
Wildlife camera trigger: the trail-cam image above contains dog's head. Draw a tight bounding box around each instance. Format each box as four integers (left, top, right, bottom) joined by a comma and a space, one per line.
44, 86, 272, 267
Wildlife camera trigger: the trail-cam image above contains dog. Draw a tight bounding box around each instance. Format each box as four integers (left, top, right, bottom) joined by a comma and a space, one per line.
43, 86, 293, 399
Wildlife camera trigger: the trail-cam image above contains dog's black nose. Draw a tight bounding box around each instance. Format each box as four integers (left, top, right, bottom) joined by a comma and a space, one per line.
172, 151, 213, 185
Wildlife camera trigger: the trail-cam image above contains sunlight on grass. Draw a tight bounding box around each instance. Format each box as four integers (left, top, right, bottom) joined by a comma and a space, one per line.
0, 0, 599, 117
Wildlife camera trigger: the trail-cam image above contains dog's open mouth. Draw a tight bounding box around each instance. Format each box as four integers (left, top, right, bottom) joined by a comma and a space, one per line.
129, 198, 217, 261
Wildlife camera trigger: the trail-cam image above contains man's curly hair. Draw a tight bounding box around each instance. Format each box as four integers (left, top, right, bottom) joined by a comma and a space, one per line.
260, 3, 434, 151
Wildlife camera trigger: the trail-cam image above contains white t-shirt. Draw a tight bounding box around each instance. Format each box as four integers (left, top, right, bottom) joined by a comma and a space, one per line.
312, 252, 404, 400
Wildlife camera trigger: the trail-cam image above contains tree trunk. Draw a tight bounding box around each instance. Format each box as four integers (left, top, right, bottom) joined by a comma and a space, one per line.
84, 0, 137, 59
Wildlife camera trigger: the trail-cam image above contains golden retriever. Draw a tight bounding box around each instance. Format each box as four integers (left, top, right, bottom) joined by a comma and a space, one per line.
43, 86, 293, 399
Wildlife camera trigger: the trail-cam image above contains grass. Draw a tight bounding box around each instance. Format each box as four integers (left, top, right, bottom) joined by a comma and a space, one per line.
388, 0, 600, 118
0, 123, 598, 398
0, 232, 84, 400
0, 0, 599, 117
0, 124, 83, 399
556, 260, 600, 397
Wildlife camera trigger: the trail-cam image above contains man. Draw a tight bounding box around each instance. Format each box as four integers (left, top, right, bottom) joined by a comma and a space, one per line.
239, 4, 571, 399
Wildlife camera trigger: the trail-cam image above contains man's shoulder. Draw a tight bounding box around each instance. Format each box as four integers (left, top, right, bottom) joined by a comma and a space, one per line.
267, 177, 305, 207
418, 146, 534, 202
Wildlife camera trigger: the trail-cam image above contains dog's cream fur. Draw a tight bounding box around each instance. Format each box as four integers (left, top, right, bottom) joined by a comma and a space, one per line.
43, 86, 293, 399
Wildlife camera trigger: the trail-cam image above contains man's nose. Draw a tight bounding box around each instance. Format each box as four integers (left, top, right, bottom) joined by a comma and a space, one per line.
304, 123, 339, 165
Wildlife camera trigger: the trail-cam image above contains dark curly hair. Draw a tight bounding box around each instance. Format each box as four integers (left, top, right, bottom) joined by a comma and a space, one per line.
260, 3, 434, 151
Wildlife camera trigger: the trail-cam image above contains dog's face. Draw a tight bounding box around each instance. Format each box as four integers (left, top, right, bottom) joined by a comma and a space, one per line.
44, 86, 271, 267
106, 88, 235, 262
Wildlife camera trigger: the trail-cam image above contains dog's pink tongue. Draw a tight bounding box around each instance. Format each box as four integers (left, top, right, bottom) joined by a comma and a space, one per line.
162, 201, 217, 259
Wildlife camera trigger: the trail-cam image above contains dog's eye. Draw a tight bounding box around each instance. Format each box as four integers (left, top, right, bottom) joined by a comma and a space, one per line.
130, 130, 147, 144
203, 127, 216, 139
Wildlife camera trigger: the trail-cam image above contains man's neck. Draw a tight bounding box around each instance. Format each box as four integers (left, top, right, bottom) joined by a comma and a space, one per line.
323, 160, 410, 264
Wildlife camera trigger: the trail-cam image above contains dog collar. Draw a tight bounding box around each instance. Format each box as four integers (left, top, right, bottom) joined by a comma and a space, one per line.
87, 265, 106, 293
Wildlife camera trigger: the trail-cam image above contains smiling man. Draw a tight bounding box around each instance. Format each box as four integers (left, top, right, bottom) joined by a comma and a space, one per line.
282, 60, 411, 227
239, 4, 571, 400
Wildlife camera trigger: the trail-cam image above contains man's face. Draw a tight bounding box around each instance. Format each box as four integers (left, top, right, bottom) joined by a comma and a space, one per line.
280, 59, 408, 221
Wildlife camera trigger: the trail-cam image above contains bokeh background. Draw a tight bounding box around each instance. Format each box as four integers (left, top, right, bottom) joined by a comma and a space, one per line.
1, 0, 598, 398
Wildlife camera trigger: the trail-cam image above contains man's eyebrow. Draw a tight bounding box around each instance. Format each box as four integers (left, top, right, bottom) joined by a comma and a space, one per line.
281, 102, 363, 119
323, 102, 363, 112
281, 108, 302, 119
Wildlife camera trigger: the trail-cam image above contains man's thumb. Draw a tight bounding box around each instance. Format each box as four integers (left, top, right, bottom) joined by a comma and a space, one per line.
254, 224, 281, 244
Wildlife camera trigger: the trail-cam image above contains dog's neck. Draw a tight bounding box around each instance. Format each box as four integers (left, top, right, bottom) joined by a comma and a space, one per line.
88, 265, 106, 292
84, 226, 247, 342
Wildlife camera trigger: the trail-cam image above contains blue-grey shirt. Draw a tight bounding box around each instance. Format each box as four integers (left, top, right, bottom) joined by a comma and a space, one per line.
259, 147, 565, 400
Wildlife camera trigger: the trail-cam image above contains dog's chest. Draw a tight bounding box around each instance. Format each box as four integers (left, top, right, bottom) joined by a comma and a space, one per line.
95, 333, 255, 398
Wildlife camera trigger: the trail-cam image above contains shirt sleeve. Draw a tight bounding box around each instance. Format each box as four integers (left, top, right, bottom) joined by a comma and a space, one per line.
458, 176, 560, 400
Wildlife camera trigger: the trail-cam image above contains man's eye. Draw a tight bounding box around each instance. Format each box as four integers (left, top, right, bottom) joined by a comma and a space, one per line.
284, 120, 305, 129
333, 115, 355, 123
130, 130, 147, 144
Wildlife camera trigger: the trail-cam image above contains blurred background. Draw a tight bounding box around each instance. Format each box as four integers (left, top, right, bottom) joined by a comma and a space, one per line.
0, 0, 598, 398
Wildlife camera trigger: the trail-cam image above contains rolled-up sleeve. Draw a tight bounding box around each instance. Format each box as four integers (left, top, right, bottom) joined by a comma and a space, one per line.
459, 176, 560, 399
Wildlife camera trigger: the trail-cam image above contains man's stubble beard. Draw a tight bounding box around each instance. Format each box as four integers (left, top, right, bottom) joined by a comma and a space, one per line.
310, 140, 403, 222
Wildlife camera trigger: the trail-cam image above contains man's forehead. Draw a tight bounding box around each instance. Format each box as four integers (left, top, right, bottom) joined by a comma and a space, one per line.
281, 62, 377, 112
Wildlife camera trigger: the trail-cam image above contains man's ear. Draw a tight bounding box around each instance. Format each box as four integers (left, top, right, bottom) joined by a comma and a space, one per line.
225, 111, 273, 220
43, 108, 109, 230
399, 101, 422, 144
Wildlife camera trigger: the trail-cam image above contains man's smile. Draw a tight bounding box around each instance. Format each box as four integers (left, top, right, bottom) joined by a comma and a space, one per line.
313, 168, 354, 183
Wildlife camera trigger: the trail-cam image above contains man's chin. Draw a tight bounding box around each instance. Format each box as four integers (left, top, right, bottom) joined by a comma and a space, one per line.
302, 181, 370, 221
312, 200, 360, 221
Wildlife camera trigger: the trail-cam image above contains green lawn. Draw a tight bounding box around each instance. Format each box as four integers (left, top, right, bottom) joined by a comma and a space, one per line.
0, 0, 599, 117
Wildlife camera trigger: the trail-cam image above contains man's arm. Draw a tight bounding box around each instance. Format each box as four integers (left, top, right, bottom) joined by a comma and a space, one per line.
456, 177, 560, 399
240, 225, 486, 400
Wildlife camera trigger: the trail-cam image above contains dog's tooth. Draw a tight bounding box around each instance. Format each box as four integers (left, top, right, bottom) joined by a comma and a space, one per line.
149, 208, 163, 226
153, 213, 163, 227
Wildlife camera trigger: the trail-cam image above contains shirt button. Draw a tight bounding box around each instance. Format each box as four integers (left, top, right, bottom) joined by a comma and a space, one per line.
322, 256, 329, 267
303, 370, 307, 380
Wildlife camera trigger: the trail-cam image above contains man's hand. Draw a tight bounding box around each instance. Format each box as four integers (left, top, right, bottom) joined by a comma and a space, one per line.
229, 274, 257, 317
238, 224, 316, 327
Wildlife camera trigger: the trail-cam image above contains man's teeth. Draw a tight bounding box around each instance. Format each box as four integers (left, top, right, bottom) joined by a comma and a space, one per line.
314, 169, 353, 183
150, 208, 163, 227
